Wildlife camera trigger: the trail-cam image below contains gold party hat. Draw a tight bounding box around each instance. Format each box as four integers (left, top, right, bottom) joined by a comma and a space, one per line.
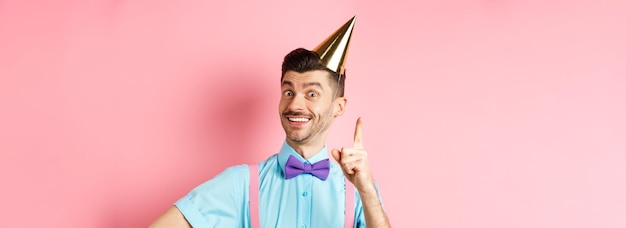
313, 16, 356, 75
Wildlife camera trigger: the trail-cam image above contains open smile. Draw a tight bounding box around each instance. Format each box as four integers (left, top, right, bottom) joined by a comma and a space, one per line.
285, 115, 311, 127
288, 117, 310, 122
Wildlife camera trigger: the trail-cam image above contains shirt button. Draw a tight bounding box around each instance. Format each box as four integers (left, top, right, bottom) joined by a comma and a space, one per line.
302, 192, 308, 197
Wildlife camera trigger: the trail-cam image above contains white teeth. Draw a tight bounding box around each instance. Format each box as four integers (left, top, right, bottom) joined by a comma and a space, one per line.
288, 117, 310, 122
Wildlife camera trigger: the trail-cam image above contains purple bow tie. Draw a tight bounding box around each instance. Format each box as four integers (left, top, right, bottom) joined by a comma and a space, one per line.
284, 155, 330, 181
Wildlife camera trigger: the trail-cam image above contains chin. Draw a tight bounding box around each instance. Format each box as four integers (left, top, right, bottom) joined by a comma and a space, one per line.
287, 133, 309, 144
287, 135, 305, 143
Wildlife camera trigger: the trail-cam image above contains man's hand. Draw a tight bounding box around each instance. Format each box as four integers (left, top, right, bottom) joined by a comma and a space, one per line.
332, 117, 376, 193
333, 117, 391, 227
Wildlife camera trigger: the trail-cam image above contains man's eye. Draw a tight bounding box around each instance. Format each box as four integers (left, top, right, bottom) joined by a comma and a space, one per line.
284, 91, 293, 96
308, 92, 318, 97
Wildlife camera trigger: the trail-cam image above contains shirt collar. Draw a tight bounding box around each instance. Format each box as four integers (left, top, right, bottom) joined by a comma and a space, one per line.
278, 141, 329, 175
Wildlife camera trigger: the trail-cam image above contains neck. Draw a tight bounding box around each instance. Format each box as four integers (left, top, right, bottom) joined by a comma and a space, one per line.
285, 139, 326, 159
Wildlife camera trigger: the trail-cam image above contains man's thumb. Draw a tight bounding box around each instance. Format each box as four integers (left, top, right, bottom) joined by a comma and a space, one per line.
331, 149, 341, 162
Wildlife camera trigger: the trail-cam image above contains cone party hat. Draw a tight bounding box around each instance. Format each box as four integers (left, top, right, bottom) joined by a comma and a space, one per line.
312, 16, 356, 76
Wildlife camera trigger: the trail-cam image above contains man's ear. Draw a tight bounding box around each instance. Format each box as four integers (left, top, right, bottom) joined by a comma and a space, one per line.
333, 97, 347, 117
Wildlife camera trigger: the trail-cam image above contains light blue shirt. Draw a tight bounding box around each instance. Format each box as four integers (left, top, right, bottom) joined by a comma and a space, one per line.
175, 141, 369, 228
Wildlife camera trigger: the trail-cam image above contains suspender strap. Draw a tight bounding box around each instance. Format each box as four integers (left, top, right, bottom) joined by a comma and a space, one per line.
345, 180, 355, 228
248, 163, 356, 228
249, 164, 260, 228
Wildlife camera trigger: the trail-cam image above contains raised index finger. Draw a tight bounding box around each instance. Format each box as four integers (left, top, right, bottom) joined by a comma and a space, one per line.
353, 117, 364, 148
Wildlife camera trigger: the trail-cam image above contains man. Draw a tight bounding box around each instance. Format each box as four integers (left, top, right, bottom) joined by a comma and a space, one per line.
151, 16, 390, 228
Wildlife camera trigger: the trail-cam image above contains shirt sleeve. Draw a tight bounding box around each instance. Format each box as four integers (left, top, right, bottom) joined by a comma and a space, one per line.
174, 165, 249, 228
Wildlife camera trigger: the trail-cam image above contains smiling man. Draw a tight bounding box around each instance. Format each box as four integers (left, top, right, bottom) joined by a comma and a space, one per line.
280, 66, 341, 154
151, 17, 389, 228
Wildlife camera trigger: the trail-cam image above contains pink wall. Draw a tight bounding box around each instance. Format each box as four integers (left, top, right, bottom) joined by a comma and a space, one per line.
1, 0, 625, 227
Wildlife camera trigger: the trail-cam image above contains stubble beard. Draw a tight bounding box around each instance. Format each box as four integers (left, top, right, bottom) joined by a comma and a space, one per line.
282, 110, 332, 145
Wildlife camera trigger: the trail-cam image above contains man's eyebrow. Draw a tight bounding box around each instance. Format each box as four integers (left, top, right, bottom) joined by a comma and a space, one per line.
281, 81, 324, 90
281, 80, 293, 87
303, 82, 323, 90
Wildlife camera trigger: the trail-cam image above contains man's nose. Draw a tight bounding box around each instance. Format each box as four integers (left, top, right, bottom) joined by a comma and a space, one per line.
287, 94, 306, 111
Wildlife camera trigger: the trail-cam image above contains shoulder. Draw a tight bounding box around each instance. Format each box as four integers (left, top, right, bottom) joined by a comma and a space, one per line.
258, 154, 278, 169
222, 164, 249, 177
186, 155, 280, 195
219, 155, 280, 182
215, 164, 250, 180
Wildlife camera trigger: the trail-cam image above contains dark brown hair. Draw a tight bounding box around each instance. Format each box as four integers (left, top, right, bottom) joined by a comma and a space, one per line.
281, 48, 345, 97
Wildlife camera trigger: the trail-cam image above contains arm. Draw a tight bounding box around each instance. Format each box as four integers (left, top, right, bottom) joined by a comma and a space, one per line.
149, 165, 248, 227
149, 206, 191, 228
332, 117, 390, 227
358, 184, 389, 227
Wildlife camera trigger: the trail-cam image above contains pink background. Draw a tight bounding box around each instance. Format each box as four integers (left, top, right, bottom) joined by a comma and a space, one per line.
1, 0, 625, 227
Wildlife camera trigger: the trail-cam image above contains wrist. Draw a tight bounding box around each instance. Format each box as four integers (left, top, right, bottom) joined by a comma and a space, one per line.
357, 182, 378, 195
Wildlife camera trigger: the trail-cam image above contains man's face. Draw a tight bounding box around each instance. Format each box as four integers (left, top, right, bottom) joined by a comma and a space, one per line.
279, 70, 342, 146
